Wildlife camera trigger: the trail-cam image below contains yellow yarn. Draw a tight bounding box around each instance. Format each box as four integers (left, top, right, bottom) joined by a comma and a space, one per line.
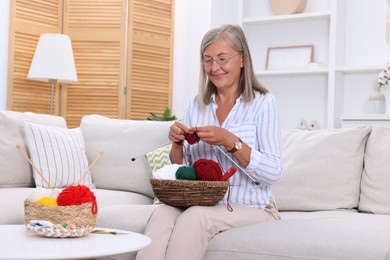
35, 196, 58, 206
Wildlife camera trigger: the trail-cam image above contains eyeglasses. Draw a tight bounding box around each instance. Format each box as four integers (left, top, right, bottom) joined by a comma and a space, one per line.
202, 53, 241, 66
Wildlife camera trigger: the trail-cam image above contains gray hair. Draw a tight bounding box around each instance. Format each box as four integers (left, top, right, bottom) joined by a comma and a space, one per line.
198, 24, 268, 108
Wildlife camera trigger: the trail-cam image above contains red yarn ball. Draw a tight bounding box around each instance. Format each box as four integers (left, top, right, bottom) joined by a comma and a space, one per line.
57, 185, 98, 214
193, 159, 222, 181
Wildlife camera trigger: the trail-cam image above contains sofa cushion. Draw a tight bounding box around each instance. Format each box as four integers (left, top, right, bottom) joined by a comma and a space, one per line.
23, 122, 94, 189
97, 204, 159, 233
93, 188, 154, 209
145, 144, 171, 172
80, 115, 171, 198
0, 188, 38, 224
205, 211, 390, 260
97, 204, 160, 260
0, 110, 67, 188
359, 127, 390, 214
273, 127, 371, 211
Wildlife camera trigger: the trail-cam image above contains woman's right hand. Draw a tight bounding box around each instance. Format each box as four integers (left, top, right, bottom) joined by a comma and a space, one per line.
168, 121, 191, 164
168, 121, 190, 145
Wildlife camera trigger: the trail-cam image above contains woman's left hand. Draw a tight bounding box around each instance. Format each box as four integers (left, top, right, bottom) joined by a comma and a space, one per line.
192, 125, 236, 148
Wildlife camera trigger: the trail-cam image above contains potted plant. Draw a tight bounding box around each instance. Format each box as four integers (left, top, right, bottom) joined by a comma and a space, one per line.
147, 108, 177, 121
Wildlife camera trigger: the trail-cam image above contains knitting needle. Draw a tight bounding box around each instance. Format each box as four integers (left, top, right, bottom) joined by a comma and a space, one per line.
76, 150, 104, 185
16, 144, 54, 190
131, 141, 172, 161
215, 146, 259, 185
92, 229, 129, 235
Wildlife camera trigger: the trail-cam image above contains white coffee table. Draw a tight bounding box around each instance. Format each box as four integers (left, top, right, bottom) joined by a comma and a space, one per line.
0, 225, 151, 260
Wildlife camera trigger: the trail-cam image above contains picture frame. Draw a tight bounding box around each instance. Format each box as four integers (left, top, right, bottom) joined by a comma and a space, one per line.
265, 45, 314, 70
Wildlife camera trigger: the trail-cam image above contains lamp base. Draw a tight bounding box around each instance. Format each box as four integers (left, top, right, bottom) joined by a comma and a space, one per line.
49, 79, 55, 115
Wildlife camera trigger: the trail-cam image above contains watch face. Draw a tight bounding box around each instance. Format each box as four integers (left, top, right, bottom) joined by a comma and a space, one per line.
235, 141, 242, 150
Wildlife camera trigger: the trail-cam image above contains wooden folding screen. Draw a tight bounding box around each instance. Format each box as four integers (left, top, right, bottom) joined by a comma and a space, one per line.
62, 0, 127, 127
7, 0, 62, 114
7, 0, 174, 127
127, 0, 174, 119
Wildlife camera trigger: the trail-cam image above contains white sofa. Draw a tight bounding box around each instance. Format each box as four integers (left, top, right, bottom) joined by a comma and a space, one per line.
1, 110, 390, 260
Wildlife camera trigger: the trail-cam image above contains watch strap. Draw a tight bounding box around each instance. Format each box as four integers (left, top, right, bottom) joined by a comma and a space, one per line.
228, 146, 237, 153
228, 138, 242, 153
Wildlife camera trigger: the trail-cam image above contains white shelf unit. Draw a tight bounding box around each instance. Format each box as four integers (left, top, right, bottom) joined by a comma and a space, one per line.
242, 11, 332, 25
341, 114, 390, 128
235, 0, 388, 129
336, 66, 384, 117
256, 68, 329, 77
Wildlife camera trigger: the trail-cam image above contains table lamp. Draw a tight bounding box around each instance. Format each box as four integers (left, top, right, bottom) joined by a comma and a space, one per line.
27, 34, 78, 114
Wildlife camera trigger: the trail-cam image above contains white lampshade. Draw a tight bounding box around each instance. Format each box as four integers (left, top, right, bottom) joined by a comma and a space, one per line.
27, 34, 78, 83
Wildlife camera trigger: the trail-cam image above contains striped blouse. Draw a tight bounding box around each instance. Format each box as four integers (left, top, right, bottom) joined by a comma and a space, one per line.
181, 91, 283, 209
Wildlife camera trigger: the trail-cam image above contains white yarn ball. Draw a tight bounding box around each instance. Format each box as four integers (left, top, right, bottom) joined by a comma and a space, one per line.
50, 189, 63, 200
26, 188, 52, 202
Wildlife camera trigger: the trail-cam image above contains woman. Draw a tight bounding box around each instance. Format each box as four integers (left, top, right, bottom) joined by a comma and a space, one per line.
136, 24, 282, 260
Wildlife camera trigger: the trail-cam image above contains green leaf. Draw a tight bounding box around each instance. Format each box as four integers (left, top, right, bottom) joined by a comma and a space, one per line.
163, 108, 171, 119
147, 113, 162, 121
147, 108, 177, 121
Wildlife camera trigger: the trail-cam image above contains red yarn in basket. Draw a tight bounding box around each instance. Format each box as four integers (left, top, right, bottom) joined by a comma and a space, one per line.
193, 159, 222, 181
57, 185, 98, 214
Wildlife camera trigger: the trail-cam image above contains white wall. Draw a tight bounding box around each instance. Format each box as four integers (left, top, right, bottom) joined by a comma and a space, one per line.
344, 0, 390, 66
0, 0, 10, 110
171, 0, 212, 119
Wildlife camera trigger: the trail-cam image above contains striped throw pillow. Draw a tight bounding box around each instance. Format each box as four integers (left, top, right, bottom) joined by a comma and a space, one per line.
23, 122, 95, 189
145, 144, 172, 173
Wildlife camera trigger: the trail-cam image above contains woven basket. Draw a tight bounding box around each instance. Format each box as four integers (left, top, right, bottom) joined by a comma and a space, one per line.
24, 200, 97, 228
150, 179, 229, 207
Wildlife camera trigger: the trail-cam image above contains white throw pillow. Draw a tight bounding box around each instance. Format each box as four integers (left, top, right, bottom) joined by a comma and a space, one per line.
273, 127, 372, 211
23, 122, 94, 189
80, 115, 172, 198
359, 127, 390, 214
0, 110, 67, 188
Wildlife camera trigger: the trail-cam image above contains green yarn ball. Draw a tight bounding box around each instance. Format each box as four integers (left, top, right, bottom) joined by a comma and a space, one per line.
176, 166, 196, 180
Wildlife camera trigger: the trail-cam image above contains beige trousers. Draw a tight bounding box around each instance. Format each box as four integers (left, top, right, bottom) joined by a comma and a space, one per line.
136, 200, 279, 260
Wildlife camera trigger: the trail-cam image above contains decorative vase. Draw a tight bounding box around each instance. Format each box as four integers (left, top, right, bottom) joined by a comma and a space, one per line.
269, 0, 307, 15
367, 89, 386, 114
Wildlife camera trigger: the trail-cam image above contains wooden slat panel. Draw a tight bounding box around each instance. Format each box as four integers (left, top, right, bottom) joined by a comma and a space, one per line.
16, 1, 58, 28
66, 0, 123, 29
62, 0, 126, 127
7, 0, 62, 113
127, 0, 174, 120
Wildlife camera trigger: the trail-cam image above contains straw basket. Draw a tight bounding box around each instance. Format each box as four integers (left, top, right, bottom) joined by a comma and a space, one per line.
24, 200, 97, 228
150, 179, 229, 207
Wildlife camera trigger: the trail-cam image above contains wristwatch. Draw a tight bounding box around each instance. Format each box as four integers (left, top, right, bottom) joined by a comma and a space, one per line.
228, 138, 243, 153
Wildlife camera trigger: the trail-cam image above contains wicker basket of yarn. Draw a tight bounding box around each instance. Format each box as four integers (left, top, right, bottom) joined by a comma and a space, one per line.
24, 185, 97, 229
24, 200, 97, 227
150, 179, 229, 207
